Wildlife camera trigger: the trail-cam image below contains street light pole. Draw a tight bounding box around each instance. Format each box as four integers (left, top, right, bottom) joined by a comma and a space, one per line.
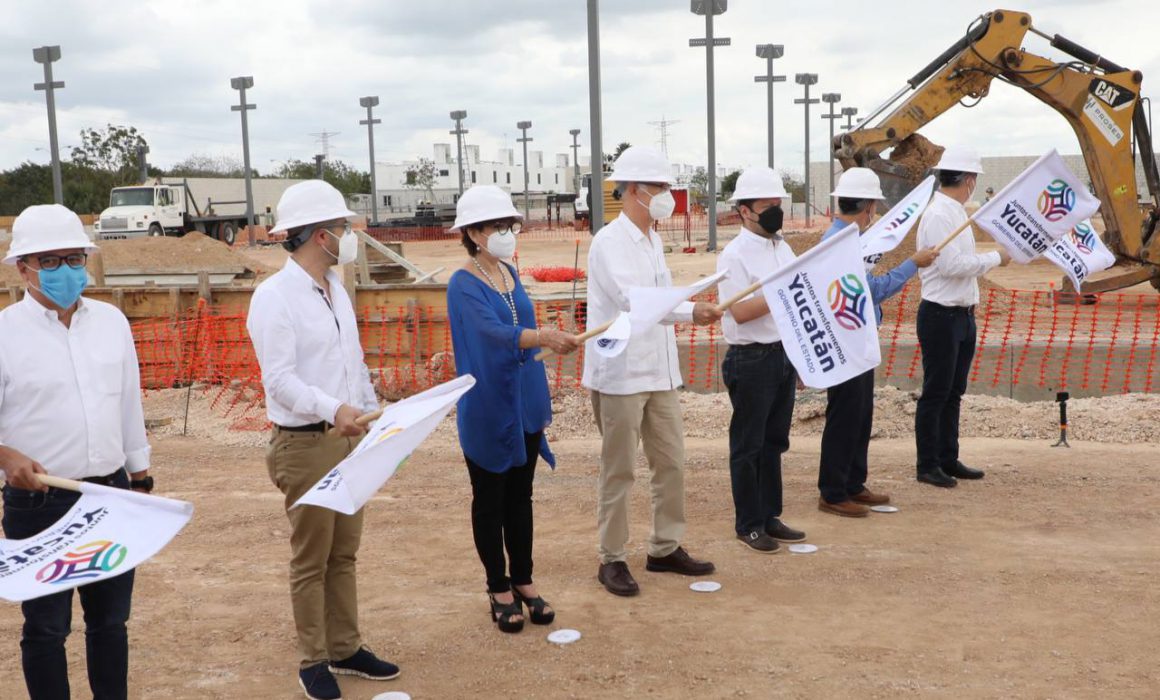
569, 128, 582, 195
755, 43, 785, 169
230, 76, 257, 246
450, 110, 468, 197
32, 46, 65, 204
690, 0, 730, 252
793, 73, 819, 227
841, 106, 859, 131
517, 121, 533, 220
821, 92, 842, 211
586, 0, 605, 231
360, 96, 381, 225
137, 143, 150, 183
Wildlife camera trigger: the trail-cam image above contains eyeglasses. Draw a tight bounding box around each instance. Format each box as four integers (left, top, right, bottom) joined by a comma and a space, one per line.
484, 220, 522, 235
24, 253, 88, 271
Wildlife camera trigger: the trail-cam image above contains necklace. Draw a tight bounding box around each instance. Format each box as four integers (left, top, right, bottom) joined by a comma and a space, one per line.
472, 257, 519, 325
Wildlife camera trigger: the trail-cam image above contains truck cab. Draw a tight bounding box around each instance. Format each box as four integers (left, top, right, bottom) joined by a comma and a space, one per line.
94, 185, 185, 239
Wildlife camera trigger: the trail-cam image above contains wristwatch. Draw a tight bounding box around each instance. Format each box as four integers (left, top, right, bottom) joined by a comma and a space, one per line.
130, 476, 155, 493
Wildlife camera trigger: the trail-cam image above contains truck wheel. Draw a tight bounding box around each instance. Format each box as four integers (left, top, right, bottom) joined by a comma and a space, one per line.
216, 221, 237, 246
148, 223, 164, 237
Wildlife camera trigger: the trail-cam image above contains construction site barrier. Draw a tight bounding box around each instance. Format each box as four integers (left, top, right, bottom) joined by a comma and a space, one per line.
132, 284, 1160, 430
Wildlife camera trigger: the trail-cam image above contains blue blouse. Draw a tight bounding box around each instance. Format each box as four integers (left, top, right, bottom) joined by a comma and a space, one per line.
823, 218, 918, 326
447, 263, 555, 473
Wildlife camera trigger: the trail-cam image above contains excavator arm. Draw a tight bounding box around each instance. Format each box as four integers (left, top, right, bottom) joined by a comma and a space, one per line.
834, 9, 1160, 293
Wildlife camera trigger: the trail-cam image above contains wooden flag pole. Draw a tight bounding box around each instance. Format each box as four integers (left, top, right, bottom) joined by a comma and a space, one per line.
326, 406, 385, 437
714, 280, 765, 313
36, 474, 83, 492
534, 317, 616, 362
933, 218, 975, 253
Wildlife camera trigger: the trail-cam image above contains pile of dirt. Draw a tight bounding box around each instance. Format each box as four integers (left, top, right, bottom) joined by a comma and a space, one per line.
96, 232, 273, 275
888, 133, 945, 181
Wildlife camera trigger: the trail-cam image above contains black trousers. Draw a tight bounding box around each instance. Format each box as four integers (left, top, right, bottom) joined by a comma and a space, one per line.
914, 300, 977, 473
721, 343, 797, 535
818, 368, 875, 504
465, 432, 541, 594
1, 470, 135, 700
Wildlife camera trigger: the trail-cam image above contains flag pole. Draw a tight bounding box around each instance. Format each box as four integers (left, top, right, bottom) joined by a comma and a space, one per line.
534, 317, 616, 362
715, 281, 765, 313
36, 474, 83, 492
933, 218, 975, 253
326, 406, 385, 437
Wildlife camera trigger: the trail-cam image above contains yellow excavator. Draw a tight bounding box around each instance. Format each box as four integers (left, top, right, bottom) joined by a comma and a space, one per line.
833, 9, 1160, 293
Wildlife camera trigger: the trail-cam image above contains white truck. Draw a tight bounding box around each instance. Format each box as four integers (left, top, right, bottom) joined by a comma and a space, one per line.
94, 177, 305, 245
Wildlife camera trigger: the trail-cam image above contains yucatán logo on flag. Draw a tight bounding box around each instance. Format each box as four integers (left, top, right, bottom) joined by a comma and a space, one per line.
1038, 179, 1077, 222
1070, 221, 1097, 254
827, 274, 868, 330
37, 540, 128, 585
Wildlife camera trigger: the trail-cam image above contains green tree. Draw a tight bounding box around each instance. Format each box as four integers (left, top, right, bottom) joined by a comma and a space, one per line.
168, 154, 248, 178
602, 141, 632, 170
402, 158, 437, 201
272, 159, 370, 197
0, 163, 53, 215
720, 169, 741, 200
780, 171, 805, 203
70, 124, 147, 176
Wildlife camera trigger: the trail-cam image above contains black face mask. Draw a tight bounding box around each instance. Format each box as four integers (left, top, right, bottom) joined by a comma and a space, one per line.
753, 205, 784, 236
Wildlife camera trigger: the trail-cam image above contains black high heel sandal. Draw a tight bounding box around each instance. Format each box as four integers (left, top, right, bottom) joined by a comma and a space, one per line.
512, 588, 555, 625
487, 592, 525, 633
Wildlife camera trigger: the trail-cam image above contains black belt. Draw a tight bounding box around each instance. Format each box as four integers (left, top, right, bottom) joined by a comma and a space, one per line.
921, 300, 977, 316
82, 469, 125, 487
732, 341, 783, 349
276, 421, 332, 433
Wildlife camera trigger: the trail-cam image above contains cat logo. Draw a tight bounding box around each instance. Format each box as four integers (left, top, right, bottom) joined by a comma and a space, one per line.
1088, 78, 1134, 111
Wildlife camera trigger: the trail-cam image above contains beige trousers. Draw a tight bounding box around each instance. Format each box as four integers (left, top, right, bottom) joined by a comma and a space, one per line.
591, 390, 686, 563
266, 429, 364, 666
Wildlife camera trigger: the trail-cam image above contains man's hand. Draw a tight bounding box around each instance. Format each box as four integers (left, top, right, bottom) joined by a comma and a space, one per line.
541, 329, 580, 356
997, 249, 1012, 267
910, 247, 939, 268
692, 301, 724, 326
0, 446, 48, 492
334, 404, 368, 437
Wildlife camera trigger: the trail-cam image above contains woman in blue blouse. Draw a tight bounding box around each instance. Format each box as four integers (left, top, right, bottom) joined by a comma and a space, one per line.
446, 185, 578, 634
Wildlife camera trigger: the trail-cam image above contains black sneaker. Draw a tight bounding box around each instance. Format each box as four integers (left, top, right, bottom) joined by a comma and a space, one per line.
737, 530, 780, 553
766, 519, 807, 543
299, 662, 341, 700
329, 647, 400, 681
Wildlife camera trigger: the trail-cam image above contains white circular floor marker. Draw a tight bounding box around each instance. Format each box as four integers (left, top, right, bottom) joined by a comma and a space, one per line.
787, 543, 818, 554
372, 693, 412, 700
870, 505, 900, 513
548, 629, 582, 645
690, 580, 722, 592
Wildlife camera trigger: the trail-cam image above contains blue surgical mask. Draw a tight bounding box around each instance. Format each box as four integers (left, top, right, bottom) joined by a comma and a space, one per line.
36, 265, 89, 309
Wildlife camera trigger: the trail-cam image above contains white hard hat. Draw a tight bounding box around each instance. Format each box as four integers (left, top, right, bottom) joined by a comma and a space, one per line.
3, 204, 97, 265
450, 185, 524, 232
831, 167, 885, 199
728, 166, 789, 202
269, 180, 357, 233
934, 145, 984, 174
608, 146, 675, 185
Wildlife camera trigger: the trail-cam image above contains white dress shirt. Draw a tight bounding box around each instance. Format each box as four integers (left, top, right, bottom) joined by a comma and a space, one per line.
717, 228, 798, 345
582, 213, 694, 395
916, 191, 1002, 307
247, 258, 377, 426
0, 295, 150, 480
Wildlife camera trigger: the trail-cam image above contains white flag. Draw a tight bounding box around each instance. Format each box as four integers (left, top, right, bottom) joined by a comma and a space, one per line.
763, 223, 881, 389
861, 174, 936, 261
971, 149, 1101, 263
0, 485, 193, 602
1043, 219, 1117, 292
591, 270, 728, 358
294, 375, 476, 514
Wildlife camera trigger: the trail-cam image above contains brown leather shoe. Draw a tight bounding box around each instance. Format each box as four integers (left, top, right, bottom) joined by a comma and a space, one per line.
598, 561, 640, 597
645, 546, 716, 576
818, 498, 870, 518
850, 488, 890, 505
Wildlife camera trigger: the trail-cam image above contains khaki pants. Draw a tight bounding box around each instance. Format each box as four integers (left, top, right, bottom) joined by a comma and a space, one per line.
591, 390, 686, 563
266, 429, 364, 666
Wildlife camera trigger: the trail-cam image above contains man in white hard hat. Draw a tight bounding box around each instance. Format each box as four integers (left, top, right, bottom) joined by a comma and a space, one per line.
584, 146, 723, 596
914, 146, 1010, 488
0, 204, 152, 699
716, 167, 806, 553
247, 181, 399, 699
817, 169, 939, 517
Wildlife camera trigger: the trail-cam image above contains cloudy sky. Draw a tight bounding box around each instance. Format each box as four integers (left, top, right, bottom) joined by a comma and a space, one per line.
2, 0, 1157, 177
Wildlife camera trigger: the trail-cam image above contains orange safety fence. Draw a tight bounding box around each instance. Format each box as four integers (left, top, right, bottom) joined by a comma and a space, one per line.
133, 285, 1160, 431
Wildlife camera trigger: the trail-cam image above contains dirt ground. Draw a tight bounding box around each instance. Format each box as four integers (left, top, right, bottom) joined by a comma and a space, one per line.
3, 390, 1159, 699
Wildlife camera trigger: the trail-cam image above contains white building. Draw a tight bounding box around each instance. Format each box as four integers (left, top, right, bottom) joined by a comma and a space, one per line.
373, 143, 587, 214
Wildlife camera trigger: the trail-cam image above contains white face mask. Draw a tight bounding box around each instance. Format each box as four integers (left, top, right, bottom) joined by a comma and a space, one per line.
326, 230, 358, 265
638, 187, 676, 221
486, 229, 517, 259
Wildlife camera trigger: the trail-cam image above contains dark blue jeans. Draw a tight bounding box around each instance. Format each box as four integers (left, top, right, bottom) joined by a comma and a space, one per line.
819, 369, 875, 504
2, 470, 135, 700
722, 343, 797, 535
915, 301, 977, 474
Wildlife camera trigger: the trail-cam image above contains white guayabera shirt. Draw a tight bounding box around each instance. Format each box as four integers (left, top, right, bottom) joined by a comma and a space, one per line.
0, 295, 150, 480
